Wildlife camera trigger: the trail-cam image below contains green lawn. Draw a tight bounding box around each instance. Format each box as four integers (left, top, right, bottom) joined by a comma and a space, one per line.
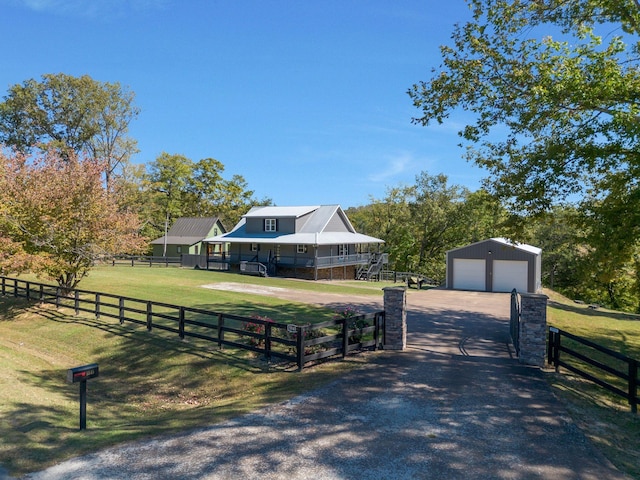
0, 267, 386, 476
2, 269, 639, 477
545, 289, 640, 478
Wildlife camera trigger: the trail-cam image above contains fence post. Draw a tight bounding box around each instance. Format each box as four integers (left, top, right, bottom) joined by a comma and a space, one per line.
13, 278, 18, 298
26, 282, 31, 301
74, 291, 80, 316
1, 277, 5, 296
342, 318, 349, 358
39, 285, 44, 304
553, 330, 561, 373
264, 322, 272, 361
179, 307, 185, 339
119, 298, 125, 324
95, 293, 101, 319
217, 314, 224, 349
146, 301, 152, 331
629, 359, 638, 414
547, 327, 556, 366
56, 287, 61, 309
296, 325, 305, 371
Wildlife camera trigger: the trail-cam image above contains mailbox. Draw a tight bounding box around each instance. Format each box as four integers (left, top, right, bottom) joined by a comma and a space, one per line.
67, 363, 99, 383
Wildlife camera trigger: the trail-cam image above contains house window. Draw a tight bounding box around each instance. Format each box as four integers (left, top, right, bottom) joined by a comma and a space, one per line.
297, 244, 307, 254
250, 243, 259, 252
177, 246, 182, 254
338, 244, 348, 257
264, 218, 277, 232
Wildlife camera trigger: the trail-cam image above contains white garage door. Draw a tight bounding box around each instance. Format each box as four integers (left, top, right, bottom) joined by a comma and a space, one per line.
453, 258, 486, 291
493, 260, 528, 293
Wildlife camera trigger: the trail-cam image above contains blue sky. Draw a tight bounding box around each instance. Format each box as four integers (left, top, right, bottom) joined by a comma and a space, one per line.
1, 0, 484, 208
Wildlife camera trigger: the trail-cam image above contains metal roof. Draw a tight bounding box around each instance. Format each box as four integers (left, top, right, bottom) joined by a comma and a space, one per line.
243, 206, 320, 218
446, 237, 541, 255
150, 217, 222, 245
204, 205, 383, 245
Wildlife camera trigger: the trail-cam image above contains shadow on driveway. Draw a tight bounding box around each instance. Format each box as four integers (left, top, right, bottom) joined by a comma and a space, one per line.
22, 289, 631, 479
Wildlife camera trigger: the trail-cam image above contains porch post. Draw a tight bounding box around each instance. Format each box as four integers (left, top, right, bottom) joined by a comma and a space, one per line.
383, 286, 407, 350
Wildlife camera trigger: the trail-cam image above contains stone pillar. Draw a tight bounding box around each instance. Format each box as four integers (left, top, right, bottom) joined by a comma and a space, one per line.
383, 286, 407, 350
518, 293, 548, 367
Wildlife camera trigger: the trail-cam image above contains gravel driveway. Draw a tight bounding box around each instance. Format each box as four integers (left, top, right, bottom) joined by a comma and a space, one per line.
16, 287, 631, 479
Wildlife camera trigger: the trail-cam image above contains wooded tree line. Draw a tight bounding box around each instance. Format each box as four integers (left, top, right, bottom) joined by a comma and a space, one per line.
347, 171, 640, 313
1, 0, 639, 311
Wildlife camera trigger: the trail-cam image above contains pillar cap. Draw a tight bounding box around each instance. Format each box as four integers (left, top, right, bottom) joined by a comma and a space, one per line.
383, 286, 407, 292
519, 292, 548, 300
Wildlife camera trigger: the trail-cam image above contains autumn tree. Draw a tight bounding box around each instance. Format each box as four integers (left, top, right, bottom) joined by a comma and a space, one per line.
0, 148, 146, 292
0, 73, 139, 188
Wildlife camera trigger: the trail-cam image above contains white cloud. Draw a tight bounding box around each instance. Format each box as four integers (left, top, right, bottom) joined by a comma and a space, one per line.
367, 152, 416, 183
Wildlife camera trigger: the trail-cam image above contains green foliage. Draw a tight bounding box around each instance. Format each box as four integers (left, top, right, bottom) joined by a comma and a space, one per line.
0, 73, 139, 188
347, 172, 509, 283
127, 152, 271, 242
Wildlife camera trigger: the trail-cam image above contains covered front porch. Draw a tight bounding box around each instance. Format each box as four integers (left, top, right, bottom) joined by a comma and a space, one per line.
205, 244, 387, 280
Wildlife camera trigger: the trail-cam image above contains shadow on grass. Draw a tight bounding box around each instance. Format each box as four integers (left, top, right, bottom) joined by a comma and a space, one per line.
549, 299, 640, 322
0, 295, 368, 476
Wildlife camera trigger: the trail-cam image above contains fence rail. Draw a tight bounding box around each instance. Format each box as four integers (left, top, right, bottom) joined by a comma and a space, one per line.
104, 255, 182, 267
547, 326, 639, 413
0, 276, 384, 370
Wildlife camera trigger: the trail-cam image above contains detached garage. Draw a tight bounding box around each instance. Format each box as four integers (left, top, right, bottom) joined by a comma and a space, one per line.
446, 238, 542, 293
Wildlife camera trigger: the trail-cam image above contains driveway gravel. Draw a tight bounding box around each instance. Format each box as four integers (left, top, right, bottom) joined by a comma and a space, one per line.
11, 287, 632, 479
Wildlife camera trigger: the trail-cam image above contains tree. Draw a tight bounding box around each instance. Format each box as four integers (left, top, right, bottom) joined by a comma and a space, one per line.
350, 172, 482, 282
0, 73, 139, 188
146, 153, 194, 256
408, 0, 640, 217
0, 148, 146, 292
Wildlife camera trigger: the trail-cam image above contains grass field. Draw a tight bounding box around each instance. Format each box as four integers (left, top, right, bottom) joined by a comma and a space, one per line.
0, 267, 390, 476
544, 289, 640, 478
1, 268, 639, 477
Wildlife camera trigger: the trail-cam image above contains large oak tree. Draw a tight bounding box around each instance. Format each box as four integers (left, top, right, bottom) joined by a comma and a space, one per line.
0, 73, 139, 188
408, 0, 640, 215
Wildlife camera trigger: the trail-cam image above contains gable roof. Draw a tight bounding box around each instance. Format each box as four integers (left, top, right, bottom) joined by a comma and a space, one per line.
150, 217, 223, 246
446, 237, 541, 256
204, 205, 383, 245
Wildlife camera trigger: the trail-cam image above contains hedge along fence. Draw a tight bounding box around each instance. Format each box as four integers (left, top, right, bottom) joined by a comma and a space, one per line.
0, 276, 385, 370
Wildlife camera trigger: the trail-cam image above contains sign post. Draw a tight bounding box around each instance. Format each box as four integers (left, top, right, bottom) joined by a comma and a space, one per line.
66, 364, 99, 430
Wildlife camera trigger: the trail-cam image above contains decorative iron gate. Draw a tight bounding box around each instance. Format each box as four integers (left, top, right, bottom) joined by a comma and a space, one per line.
510, 288, 521, 356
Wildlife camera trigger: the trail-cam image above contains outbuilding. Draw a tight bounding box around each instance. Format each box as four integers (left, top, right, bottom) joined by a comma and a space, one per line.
446, 238, 542, 293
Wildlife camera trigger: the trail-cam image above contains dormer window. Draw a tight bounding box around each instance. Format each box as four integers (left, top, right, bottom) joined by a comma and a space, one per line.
264, 218, 277, 232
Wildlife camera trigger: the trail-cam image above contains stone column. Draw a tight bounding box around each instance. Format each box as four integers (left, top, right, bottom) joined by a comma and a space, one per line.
383, 286, 407, 350
518, 293, 548, 367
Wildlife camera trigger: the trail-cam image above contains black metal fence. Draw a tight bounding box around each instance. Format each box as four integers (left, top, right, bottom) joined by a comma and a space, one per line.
547, 326, 639, 413
510, 289, 521, 356
0, 276, 384, 370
